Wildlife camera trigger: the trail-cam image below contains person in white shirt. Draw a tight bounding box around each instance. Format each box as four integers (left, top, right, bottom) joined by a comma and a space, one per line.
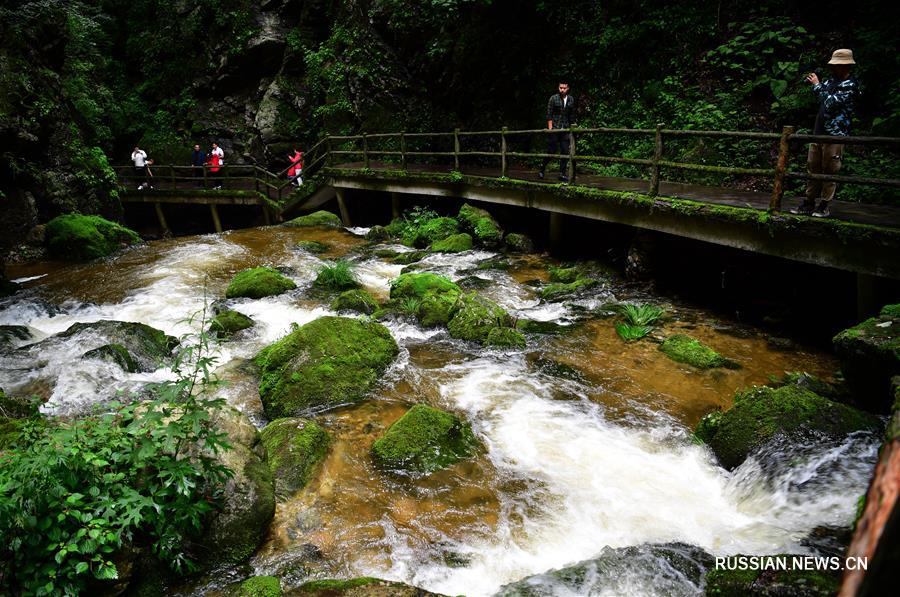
131, 146, 150, 189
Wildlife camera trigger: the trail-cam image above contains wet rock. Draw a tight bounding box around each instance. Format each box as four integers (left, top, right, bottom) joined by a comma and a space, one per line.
196, 407, 275, 568
260, 418, 331, 499
330, 289, 379, 315
45, 214, 140, 261
458, 203, 502, 248
457, 275, 492, 290
0, 273, 19, 297
833, 303, 899, 413
295, 577, 447, 595
776, 371, 850, 403
236, 575, 281, 597
58, 320, 178, 372
530, 356, 585, 382
475, 256, 511, 271
373, 248, 399, 259
516, 319, 568, 335
430, 232, 472, 253
210, 309, 255, 338
295, 240, 330, 254
504, 232, 534, 253
365, 225, 389, 242
392, 250, 428, 265
390, 273, 462, 327
694, 385, 881, 470
540, 277, 598, 301
283, 210, 342, 228
447, 293, 515, 344
255, 316, 399, 418
497, 542, 712, 597
0, 324, 31, 347
800, 525, 853, 558
371, 404, 477, 474
226, 267, 297, 299
658, 334, 740, 369
704, 556, 840, 596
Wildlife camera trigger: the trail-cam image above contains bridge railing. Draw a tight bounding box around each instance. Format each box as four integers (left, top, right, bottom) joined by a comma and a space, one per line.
315, 126, 900, 211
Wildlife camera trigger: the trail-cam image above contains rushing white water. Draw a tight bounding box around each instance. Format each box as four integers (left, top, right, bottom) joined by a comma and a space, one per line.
0, 229, 880, 596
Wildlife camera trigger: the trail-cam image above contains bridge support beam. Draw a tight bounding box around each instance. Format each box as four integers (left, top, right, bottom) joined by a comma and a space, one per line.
209, 204, 223, 233
335, 188, 352, 226
549, 212, 565, 254
154, 202, 171, 237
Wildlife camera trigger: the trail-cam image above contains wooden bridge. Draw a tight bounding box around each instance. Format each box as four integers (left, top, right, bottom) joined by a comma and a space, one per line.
116, 125, 900, 280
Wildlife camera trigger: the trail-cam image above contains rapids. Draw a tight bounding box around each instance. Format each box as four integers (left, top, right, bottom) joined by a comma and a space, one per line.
0, 224, 879, 596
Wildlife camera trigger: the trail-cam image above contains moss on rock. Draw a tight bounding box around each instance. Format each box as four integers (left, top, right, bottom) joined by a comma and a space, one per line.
82, 343, 138, 372
447, 293, 514, 343
283, 210, 342, 228
365, 225, 389, 242
485, 327, 527, 349
237, 576, 281, 597
296, 240, 330, 253
209, 309, 254, 338
833, 304, 899, 412
226, 267, 296, 299
45, 214, 140, 261
260, 418, 331, 498
704, 558, 840, 596
695, 385, 881, 469
372, 404, 477, 474
59, 321, 177, 372
540, 277, 598, 301
331, 289, 379, 315
548, 266, 580, 283
431, 232, 473, 253
417, 217, 460, 245
659, 334, 740, 369
458, 203, 502, 247
504, 232, 534, 253
296, 577, 447, 595
390, 273, 462, 327
255, 316, 399, 418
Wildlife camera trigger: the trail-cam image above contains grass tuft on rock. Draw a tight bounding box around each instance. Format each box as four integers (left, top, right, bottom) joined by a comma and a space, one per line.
371, 404, 477, 474
313, 259, 360, 291
659, 334, 740, 369
226, 267, 296, 299
45, 214, 140, 261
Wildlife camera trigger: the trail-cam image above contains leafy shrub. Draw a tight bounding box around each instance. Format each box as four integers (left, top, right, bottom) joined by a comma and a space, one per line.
313, 259, 359, 291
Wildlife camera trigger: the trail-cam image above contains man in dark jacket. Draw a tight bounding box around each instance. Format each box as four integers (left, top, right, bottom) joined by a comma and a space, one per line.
191, 144, 207, 187
539, 80, 577, 182
791, 49, 860, 218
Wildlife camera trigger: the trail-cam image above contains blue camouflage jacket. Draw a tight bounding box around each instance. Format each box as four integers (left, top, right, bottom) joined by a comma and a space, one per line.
812, 76, 859, 136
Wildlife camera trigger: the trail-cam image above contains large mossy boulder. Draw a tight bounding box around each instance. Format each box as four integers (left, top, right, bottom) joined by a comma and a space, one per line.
45, 214, 141, 261
447, 293, 515, 344
458, 203, 503, 247
226, 267, 296, 299
430, 232, 473, 253
236, 576, 281, 597
296, 578, 446, 596
260, 418, 331, 498
283, 210, 342, 228
695, 385, 881, 469
60, 321, 177, 372
198, 407, 275, 568
209, 309, 254, 338
833, 304, 900, 413
255, 316, 399, 418
371, 404, 477, 474
389, 273, 462, 327
331, 289, 379, 315
704, 557, 840, 596
659, 334, 740, 370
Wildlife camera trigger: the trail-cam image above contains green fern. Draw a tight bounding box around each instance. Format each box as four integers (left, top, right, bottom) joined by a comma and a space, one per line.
616, 322, 653, 341
618, 304, 664, 326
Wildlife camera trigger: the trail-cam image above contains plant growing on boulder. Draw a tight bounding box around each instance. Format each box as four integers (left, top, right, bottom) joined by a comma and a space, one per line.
313, 259, 360, 291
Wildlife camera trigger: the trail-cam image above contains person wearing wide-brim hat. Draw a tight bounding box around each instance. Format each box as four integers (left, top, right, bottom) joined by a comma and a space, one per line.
791, 49, 860, 218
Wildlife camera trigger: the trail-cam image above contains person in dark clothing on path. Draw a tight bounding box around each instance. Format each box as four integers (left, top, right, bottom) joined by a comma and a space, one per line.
191, 144, 207, 187
791, 48, 860, 218
539, 80, 577, 182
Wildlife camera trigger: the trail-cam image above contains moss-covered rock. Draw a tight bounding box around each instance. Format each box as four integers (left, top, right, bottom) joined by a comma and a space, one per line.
57, 321, 177, 372
447, 293, 513, 342
255, 316, 399, 418
82, 343, 138, 372
197, 407, 275, 569
540, 277, 598, 301
0, 324, 32, 348
485, 327, 527, 349
704, 557, 840, 596
209, 309, 254, 338
372, 404, 477, 474
44, 214, 141, 261
695, 385, 881, 469
297, 577, 444, 595
833, 304, 899, 412
416, 217, 460, 246
458, 203, 503, 247
516, 319, 567, 334
475, 256, 510, 271
548, 266, 581, 283
504, 232, 534, 253
390, 273, 462, 327
659, 334, 740, 369
260, 418, 331, 498
331, 289, 379, 315
392, 250, 429, 265
283, 210, 342, 228
365, 225, 389, 242
296, 240, 330, 254
226, 267, 296, 299
237, 576, 281, 597
430, 232, 473, 253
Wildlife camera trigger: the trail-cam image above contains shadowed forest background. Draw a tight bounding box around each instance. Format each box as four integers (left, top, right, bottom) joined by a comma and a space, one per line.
1, 0, 899, 250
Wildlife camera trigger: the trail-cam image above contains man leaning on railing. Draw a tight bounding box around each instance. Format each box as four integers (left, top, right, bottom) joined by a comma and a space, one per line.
792, 48, 860, 218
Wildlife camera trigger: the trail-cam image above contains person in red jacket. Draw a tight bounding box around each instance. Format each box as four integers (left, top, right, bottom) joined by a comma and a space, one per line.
207, 151, 223, 189
287, 147, 303, 186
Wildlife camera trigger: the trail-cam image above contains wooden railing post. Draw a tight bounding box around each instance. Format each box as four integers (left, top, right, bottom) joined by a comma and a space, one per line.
649, 123, 664, 196
454, 128, 460, 171
770, 125, 795, 212
400, 131, 407, 171
363, 133, 370, 169
326, 137, 332, 166
170, 165, 175, 189
567, 128, 576, 182
203, 164, 208, 188
501, 127, 508, 177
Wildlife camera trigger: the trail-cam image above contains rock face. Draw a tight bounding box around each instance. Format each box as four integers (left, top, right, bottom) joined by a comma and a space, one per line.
331, 289, 379, 315
833, 304, 899, 413
371, 404, 476, 474
45, 214, 140, 261
226, 267, 297, 299
260, 418, 331, 499
458, 203, 503, 248
284, 211, 342, 228
197, 407, 275, 569
659, 334, 740, 369
430, 232, 472, 253
209, 309, 255, 338
695, 385, 881, 470
62, 321, 178, 372
255, 316, 399, 418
